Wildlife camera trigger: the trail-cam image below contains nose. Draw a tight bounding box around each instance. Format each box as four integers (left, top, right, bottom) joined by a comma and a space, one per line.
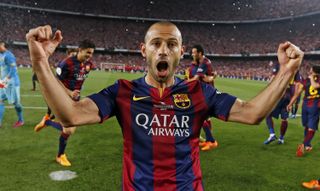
158, 42, 168, 57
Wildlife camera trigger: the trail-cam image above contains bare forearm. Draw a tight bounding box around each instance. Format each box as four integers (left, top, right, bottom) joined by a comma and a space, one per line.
289, 84, 303, 107
229, 69, 294, 124
228, 42, 303, 124
34, 59, 76, 122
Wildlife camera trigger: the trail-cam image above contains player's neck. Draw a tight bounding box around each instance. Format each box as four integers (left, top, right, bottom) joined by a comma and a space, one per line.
199, 56, 205, 63
145, 75, 175, 89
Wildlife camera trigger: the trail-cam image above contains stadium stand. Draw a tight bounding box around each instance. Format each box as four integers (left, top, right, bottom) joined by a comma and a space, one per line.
0, 1, 319, 79
2, 0, 320, 20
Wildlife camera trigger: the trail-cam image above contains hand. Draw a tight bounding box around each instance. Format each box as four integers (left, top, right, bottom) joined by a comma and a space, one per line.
25, 25, 63, 64
71, 90, 80, 100
277, 41, 304, 73
308, 74, 315, 80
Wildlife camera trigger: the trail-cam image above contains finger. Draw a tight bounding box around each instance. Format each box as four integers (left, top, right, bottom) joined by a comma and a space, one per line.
36, 26, 48, 42
43, 25, 52, 40
26, 27, 42, 42
285, 42, 303, 59
277, 41, 290, 55
52, 30, 63, 45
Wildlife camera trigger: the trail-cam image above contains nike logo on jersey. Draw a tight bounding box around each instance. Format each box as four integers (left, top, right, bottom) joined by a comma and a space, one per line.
133, 95, 150, 101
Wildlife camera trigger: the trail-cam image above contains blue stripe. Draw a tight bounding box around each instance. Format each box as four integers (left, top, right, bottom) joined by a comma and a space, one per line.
172, 81, 197, 191
131, 78, 154, 191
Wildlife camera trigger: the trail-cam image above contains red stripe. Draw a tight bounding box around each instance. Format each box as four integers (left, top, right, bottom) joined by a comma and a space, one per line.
116, 80, 135, 191
151, 88, 177, 191
187, 81, 208, 190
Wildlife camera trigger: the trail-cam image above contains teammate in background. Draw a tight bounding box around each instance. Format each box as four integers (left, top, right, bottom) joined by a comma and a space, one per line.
31, 72, 38, 91
34, 42, 95, 166
263, 62, 301, 144
26, 22, 303, 190
41, 48, 78, 120
289, 83, 301, 118
66, 48, 78, 57
302, 178, 320, 190
287, 64, 320, 157
185, 45, 218, 151
0, 42, 24, 128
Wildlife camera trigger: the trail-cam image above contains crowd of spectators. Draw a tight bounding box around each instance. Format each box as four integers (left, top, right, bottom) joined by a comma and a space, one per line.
2, 0, 320, 20
1, 7, 319, 55
1, 2, 319, 81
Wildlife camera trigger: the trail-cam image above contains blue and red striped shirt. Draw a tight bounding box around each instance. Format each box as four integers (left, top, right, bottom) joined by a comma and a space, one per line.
88, 76, 236, 191
272, 63, 301, 100
56, 55, 93, 91
302, 75, 320, 101
187, 57, 213, 83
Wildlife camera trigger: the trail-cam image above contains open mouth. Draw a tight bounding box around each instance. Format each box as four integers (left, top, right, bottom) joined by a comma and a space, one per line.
156, 61, 169, 78
157, 61, 169, 72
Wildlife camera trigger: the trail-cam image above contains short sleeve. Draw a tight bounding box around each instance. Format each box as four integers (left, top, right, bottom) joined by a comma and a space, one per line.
202, 83, 237, 121
87, 81, 119, 122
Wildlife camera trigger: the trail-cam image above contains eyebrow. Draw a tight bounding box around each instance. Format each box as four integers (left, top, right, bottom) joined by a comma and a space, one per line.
149, 37, 179, 43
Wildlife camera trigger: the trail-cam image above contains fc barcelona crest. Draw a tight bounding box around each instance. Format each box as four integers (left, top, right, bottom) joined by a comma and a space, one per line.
173, 94, 191, 109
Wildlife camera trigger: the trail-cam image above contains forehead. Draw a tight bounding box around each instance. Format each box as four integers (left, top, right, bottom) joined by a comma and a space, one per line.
192, 48, 198, 52
145, 24, 182, 43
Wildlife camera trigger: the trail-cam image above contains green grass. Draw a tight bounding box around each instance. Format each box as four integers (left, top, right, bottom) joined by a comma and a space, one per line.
0, 68, 319, 191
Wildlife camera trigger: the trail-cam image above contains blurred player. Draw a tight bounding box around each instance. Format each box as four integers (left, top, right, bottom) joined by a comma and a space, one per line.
302, 178, 320, 190
287, 64, 320, 157
186, 45, 218, 151
289, 83, 301, 118
263, 62, 301, 144
0, 41, 24, 128
34, 42, 95, 166
31, 72, 38, 91
26, 22, 303, 190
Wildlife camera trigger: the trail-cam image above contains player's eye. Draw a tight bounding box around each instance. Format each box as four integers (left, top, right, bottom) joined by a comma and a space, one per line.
153, 41, 161, 47
168, 41, 178, 48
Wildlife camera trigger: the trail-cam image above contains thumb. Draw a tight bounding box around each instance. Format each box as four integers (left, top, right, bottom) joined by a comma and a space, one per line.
52, 30, 63, 47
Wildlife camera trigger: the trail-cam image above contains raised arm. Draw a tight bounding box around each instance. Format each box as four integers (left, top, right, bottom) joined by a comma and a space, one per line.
228, 42, 304, 124
26, 25, 100, 126
287, 82, 303, 112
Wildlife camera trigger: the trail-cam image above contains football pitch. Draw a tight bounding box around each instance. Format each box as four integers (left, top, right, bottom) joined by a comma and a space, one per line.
0, 68, 319, 191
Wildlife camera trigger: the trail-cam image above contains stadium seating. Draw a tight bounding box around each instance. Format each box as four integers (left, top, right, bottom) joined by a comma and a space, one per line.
0, 2, 318, 79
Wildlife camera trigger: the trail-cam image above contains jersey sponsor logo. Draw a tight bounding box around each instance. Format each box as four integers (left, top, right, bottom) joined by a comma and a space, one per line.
154, 101, 174, 110
135, 113, 190, 137
74, 73, 88, 80
173, 94, 191, 109
197, 68, 203, 73
133, 95, 150, 101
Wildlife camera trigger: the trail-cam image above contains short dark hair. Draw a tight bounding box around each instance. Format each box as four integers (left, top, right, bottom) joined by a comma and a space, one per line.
66, 48, 78, 55
192, 45, 204, 55
312, 64, 320, 74
79, 39, 95, 49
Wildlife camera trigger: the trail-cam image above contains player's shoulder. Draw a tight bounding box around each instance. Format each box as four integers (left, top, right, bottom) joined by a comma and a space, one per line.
4, 50, 15, 58
117, 77, 144, 87
203, 57, 212, 64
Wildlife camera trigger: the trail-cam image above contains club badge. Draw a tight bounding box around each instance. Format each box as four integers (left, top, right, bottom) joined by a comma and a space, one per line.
173, 94, 191, 109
